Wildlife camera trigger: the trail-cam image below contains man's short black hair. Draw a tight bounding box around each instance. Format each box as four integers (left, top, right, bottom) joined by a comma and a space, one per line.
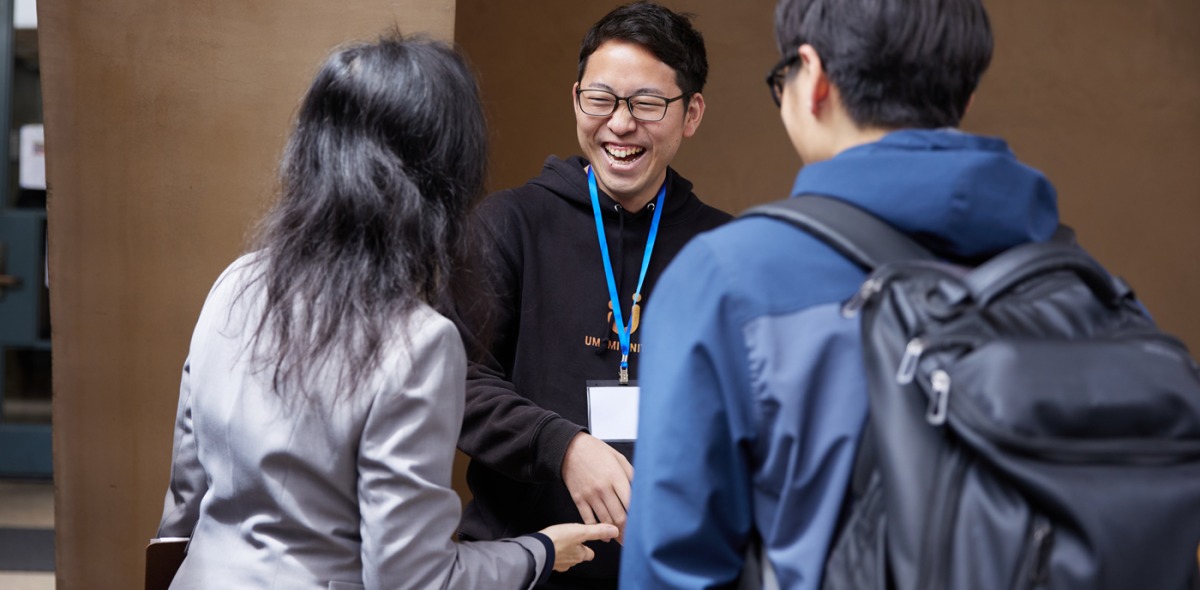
774, 0, 993, 129
578, 1, 708, 96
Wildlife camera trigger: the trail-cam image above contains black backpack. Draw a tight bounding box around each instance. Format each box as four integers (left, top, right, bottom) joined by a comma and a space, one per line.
742, 195, 1200, 590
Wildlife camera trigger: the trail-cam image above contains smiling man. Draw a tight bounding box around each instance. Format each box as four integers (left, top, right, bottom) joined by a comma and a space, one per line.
452, 3, 731, 588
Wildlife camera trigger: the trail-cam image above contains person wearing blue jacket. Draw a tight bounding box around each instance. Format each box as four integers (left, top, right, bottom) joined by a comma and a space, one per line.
620, 0, 1059, 588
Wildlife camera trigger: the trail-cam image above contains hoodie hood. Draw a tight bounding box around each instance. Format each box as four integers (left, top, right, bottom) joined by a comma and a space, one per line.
791, 129, 1059, 259
528, 155, 697, 220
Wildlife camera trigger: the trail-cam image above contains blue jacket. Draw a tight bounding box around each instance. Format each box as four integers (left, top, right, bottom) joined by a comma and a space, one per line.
620, 130, 1059, 589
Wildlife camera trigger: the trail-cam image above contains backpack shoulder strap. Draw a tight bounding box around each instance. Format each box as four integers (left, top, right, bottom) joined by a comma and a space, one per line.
964, 238, 1132, 308
740, 195, 936, 270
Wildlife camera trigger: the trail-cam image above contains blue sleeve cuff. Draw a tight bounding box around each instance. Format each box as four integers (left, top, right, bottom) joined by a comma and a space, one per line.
526, 532, 555, 586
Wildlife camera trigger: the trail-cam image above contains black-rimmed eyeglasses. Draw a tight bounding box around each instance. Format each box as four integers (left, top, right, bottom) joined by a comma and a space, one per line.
575, 88, 690, 122
765, 53, 801, 108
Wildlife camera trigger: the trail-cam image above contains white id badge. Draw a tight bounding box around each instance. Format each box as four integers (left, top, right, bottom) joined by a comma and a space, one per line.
586, 380, 640, 442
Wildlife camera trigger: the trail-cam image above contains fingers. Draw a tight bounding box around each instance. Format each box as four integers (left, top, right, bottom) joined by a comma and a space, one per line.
612, 465, 632, 544
604, 458, 631, 542
553, 543, 596, 572
577, 480, 625, 543
575, 522, 619, 542
618, 452, 634, 481
573, 498, 598, 525
543, 523, 618, 572
600, 488, 626, 529
541, 522, 618, 542
614, 472, 632, 512
562, 433, 636, 541
590, 496, 615, 530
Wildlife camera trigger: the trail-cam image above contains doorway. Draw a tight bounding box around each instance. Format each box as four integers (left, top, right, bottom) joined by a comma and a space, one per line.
0, 1, 50, 479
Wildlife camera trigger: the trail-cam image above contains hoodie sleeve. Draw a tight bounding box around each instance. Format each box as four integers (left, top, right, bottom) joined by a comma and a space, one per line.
452, 203, 584, 483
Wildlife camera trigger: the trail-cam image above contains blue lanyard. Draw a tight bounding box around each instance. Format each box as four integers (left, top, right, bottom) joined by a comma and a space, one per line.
587, 167, 666, 385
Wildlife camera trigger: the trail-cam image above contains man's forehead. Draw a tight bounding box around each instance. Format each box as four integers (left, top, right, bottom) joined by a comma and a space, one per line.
579, 45, 680, 95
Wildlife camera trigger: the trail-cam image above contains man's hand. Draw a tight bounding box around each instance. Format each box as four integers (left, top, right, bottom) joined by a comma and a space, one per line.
561, 432, 634, 543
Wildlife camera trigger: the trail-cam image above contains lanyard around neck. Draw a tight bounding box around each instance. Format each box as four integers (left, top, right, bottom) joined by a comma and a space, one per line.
587, 167, 666, 384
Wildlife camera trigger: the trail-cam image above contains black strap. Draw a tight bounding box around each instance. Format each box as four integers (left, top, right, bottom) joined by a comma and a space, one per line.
740, 195, 936, 270
964, 239, 1130, 308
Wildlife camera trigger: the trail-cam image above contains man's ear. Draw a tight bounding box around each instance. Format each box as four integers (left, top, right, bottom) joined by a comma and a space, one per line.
798, 44, 830, 114
571, 82, 580, 112
682, 92, 705, 138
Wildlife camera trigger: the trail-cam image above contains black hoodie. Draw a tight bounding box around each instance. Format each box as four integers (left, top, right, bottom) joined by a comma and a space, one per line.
455, 155, 731, 584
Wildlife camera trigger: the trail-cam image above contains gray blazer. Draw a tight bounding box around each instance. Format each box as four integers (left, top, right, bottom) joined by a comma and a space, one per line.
158, 254, 547, 589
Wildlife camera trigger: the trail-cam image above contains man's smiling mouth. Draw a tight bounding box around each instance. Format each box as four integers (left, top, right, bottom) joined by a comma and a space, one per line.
605, 144, 646, 163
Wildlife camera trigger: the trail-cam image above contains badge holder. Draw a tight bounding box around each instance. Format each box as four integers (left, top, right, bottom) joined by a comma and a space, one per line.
586, 380, 640, 442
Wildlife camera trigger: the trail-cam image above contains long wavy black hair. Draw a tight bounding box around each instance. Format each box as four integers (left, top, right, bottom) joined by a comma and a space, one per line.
245, 33, 487, 397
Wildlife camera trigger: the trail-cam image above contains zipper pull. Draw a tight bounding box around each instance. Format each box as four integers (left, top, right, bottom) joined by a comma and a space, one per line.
842, 276, 884, 318
926, 369, 951, 425
1028, 519, 1054, 586
895, 337, 927, 385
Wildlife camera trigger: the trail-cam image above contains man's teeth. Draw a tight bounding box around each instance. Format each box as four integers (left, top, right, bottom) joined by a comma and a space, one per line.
606, 146, 644, 159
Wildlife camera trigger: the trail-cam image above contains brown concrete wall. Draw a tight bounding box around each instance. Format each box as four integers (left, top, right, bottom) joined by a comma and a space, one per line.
39, 2, 454, 587
968, 0, 1200, 354
458, 0, 1200, 350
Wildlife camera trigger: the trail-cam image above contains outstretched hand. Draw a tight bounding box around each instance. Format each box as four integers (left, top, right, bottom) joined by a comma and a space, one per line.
561, 432, 634, 543
539, 522, 620, 572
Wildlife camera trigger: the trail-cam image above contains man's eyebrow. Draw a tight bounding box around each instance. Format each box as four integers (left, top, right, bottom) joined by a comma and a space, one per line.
582, 81, 670, 95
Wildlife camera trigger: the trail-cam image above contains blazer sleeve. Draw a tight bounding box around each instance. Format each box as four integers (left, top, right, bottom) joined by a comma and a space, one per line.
158, 358, 206, 538
359, 312, 548, 590
157, 256, 252, 538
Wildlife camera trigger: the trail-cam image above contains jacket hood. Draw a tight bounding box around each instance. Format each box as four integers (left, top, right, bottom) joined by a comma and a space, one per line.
790, 129, 1059, 259
528, 155, 697, 219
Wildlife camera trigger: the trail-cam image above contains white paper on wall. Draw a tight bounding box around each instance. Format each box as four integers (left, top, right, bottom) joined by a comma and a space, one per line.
19, 124, 45, 191
15, 0, 37, 29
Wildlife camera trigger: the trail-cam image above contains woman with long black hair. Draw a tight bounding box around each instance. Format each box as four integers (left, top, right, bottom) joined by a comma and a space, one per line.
156, 34, 616, 589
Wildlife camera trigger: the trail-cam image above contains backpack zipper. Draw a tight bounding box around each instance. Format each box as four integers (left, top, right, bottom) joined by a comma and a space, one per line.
895, 336, 978, 386
1011, 515, 1054, 590
895, 337, 928, 384
843, 261, 965, 319
906, 358, 1200, 462
926, 370, 952, 426
917, 446, 971, 590
842, 276, 885, 318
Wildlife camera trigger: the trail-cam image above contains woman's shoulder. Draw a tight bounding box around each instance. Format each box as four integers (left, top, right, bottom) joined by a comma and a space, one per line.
382, 303, 465, 367
405, 302, 456, 338
204, 251, 265, 300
